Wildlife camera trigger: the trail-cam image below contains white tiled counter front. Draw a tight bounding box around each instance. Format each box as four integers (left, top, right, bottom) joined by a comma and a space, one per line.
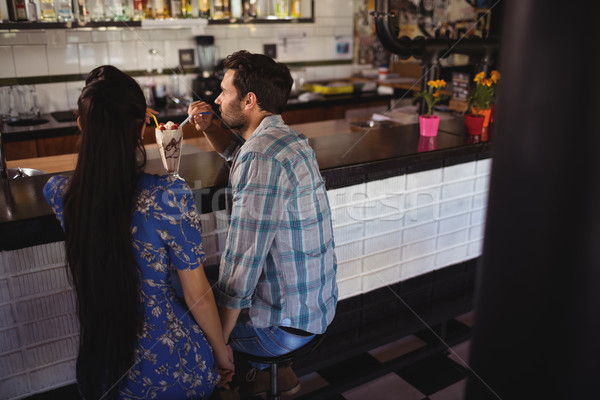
0, 157, 491, 399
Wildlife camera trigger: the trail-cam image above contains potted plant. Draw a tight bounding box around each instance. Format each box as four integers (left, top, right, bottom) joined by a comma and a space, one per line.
415, 79, 448, 137
465, 70, 501, 134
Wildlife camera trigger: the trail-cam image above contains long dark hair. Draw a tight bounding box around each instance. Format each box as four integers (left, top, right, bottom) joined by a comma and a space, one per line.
63, 65, 147, 399
224, 50, 293, 114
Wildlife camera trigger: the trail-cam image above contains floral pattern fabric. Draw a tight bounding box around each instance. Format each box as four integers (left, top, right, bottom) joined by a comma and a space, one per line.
43, 173, 218, 399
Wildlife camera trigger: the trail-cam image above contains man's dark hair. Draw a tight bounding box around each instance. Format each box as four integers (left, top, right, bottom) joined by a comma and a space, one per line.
223, 50, 293, 114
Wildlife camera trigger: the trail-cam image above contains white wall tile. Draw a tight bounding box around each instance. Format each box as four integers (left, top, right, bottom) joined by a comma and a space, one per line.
334, 242, 362, 263
13, 45, 48, 77
217, 38, 243, 59
473, 192, 488, 209
363, 248, 401, 271
0, 46, 16, 78
406, 168, 443, 189
403, 221, 437, 243
336, 259, 362, 280
66, 31, 92, 43
439, 213, 470, 234
47, 45, 79, 75
337, 276, 362, 300
435, 245, 468, 268
401, 255, 435, 280
334, 223, 364, 246
78, 42, 109, 74
45, 30, 67, 47
476, 158, 492, 174
470, 209, 486, 226
238, 37, 264, 55
443, 161, 476, 181
136, 41, 166, 72
475, 176, 489, 192
149, 29, 179, 41
364, 218, 403, 237
66, 81, 85, 110
108, 41, 138, 71
362, 264, 400, 293
402, 238, 436, 261
365, 175, 405, 197
439, 196, 472, 218
437, 229, 469, 250
27, 32, 47, 45
35, 83, 68, 113
0, 32, 28, 45
467, 241, 483, 258
364, 231, 402, 254
121, 28, 151, 41
441, 180, 474, 200
469, 224, 485, 241
163, 39, 196, 70
91, 30, 122, 42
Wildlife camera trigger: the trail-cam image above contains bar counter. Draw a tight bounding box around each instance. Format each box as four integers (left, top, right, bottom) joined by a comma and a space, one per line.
0, 115, 492, 398
1, 116, 491, 250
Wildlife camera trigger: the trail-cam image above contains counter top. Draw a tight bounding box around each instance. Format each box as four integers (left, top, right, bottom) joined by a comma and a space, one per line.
1, 91, 392, 143
0, 116, 492, 250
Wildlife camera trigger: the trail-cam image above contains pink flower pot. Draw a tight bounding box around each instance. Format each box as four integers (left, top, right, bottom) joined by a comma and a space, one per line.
418, 136, 437, 152
464, 113, 485, 136
419, 115, 440, 137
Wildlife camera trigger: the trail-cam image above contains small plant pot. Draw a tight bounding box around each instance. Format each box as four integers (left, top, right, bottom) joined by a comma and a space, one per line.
464, 113, 485, 135
471, 107, 492, 127
419, 115, 440, 137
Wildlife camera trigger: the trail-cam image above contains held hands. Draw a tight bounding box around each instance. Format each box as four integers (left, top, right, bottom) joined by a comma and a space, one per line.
187, 101, 214, 132
214, 344, 235, 389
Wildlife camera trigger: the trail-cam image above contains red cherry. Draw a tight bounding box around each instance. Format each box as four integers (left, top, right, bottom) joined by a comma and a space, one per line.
172, 124, 179, 129
159, 126, 166, 131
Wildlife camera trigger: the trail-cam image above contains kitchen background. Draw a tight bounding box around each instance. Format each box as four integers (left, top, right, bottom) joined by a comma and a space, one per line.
0, 0, 488, 116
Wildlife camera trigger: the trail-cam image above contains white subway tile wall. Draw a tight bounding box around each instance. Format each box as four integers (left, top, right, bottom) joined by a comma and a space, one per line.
0, 159, 490, 398
0, 0, 356, 113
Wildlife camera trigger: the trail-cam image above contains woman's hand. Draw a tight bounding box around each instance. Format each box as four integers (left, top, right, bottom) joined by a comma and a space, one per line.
187, 101, 213, 132
145, 107, 158, 126
214, 345, 235, 388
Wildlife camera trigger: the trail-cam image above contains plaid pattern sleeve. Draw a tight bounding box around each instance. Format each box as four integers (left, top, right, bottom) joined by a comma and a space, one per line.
216, 115, 338, 333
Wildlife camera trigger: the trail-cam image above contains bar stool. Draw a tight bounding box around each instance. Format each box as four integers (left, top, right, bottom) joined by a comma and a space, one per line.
237, 334, 325, 400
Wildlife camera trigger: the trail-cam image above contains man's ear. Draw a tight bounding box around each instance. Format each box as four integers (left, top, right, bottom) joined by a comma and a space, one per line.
244, 92, 257, 110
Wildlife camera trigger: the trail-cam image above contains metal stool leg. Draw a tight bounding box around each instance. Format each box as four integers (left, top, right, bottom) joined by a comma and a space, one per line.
269, 363, 279, 400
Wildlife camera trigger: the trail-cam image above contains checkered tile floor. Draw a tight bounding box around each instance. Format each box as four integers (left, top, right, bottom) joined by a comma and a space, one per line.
286, 312, 474, 400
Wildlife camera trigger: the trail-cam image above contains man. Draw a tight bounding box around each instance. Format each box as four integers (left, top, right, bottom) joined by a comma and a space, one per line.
188, 51, 338, 397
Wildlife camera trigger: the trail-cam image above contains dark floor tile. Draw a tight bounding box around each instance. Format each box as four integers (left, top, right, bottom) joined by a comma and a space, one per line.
395, 353, 468, 396
317, 353, 380, 385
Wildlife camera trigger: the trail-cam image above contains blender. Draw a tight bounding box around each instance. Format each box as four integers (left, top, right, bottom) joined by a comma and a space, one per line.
192, 36, 222, 108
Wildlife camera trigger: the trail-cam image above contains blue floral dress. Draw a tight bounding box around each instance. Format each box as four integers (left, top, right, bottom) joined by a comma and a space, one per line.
43, 173, 219, 399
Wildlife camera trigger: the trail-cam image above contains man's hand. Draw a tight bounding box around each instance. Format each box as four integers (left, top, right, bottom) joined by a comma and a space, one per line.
188, 101, 214, 132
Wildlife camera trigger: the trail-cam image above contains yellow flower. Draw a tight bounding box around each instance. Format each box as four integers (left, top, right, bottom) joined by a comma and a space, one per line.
490, 70, 501, 83
474, 72, 485, 83
419, 79, 448, 115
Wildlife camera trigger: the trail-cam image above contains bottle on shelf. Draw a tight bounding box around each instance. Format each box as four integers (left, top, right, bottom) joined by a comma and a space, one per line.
169, 0, 181, 17
132, 0, 145, 20
230, 0, 241, 18
290, 0, 300, 18
55, 0, 74, 21
7, 0, 29, 21
27, 0, 38, 20
84, 0, 107, 20
197, 0, 208, 18
38, 0, 57, 21
211, 0, 230, 19
274, 0, 287, 18
153, 0, 169, 18
180, 0, 191, 17
107, 0, 131, 21
243, 0, 256, 18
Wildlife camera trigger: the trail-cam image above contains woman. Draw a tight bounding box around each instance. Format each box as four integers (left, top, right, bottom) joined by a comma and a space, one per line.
43, 65, 234, 399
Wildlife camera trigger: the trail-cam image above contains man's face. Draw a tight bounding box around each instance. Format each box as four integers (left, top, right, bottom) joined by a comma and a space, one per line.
215, 69, 247, 131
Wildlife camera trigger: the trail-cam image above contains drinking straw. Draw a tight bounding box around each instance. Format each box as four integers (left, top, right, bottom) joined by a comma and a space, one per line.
180, 112, 211, 128
147, 110, 159, 128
